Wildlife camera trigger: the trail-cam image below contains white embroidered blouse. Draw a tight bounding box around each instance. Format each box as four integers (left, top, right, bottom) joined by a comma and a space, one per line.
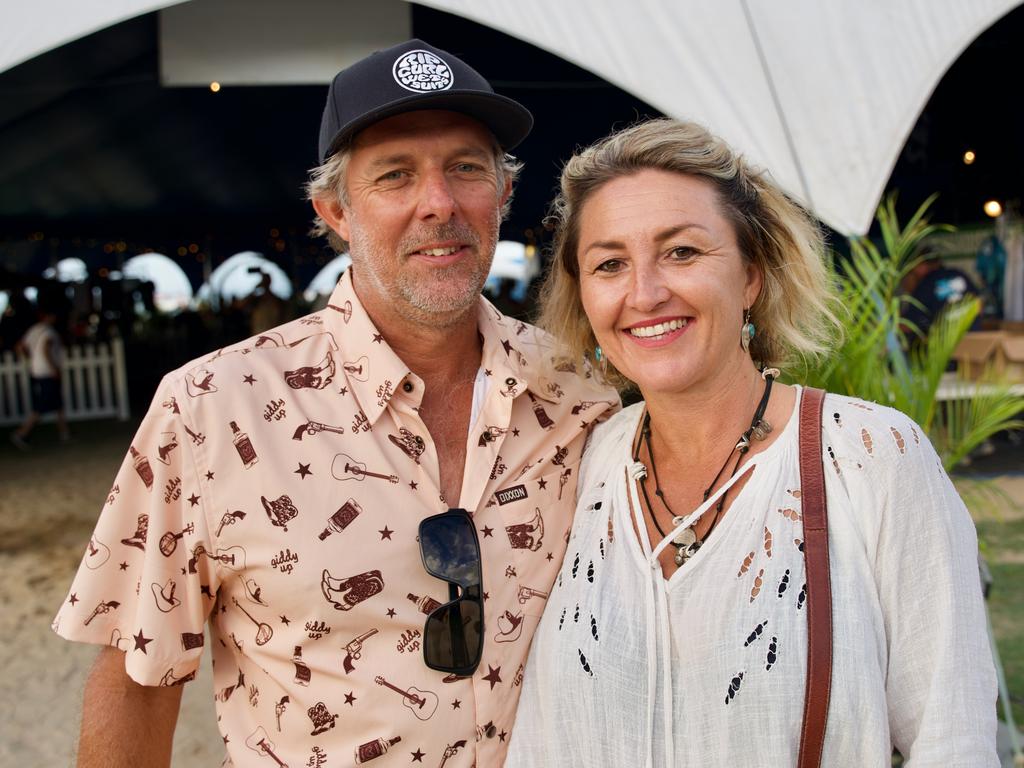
505, 390, 998, 767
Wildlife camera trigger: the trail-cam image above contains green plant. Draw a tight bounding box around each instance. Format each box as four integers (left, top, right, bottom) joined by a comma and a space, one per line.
796, 193, 1024, 476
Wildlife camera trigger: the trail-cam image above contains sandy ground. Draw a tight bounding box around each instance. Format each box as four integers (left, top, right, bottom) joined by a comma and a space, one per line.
1, 421, 1021, 767
0, 423, 222, 767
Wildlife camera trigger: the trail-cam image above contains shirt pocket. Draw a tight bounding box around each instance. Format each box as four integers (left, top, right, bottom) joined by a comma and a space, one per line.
492, 464, 579, 618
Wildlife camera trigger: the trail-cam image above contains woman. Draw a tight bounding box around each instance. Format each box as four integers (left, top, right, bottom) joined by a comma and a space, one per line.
505, 119, 997, 766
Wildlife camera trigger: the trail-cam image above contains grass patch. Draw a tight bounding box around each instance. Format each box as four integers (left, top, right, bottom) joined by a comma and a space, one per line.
974, 508, 1024, 727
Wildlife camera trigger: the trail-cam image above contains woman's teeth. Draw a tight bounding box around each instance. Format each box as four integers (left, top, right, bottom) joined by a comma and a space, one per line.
628, 318, 687, 338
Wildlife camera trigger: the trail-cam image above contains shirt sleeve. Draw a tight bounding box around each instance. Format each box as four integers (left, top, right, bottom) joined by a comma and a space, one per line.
841, 409, 998, 766
52, 373, 219, 687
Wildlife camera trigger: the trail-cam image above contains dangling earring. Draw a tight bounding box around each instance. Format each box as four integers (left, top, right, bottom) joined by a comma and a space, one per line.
740, 308, 755, 353
592, 345, 609, 379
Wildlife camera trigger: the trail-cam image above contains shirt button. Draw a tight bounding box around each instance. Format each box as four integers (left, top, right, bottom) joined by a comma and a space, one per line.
505, 377, 516, 387
485, 725, 497, 739
481, 431, 494, 443
403, 381, 413, 393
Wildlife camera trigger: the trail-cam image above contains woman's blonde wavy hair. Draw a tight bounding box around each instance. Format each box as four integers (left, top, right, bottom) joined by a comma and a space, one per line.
537, 118, 842, 390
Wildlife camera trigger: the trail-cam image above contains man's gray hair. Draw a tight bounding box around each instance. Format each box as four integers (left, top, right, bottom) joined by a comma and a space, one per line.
305, 144, 523, 253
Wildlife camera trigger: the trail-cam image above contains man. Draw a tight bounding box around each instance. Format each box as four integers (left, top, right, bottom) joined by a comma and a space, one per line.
54, 39, 617, 767
903, 250, 983, 340
11, 304, 68, 448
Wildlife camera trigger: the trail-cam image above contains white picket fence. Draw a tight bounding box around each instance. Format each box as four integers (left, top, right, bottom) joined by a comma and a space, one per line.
0, 338, 130, 426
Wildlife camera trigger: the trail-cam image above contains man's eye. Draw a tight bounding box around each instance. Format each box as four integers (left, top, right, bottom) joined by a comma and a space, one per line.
378, 170, 406, 182
455, 162, 482, 173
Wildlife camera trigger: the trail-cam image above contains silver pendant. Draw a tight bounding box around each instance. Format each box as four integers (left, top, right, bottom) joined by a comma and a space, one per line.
752, 418, 773, 441
672, 527, 700, 566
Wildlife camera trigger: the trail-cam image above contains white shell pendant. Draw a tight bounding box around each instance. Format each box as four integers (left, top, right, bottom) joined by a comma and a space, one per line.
673, 526, 700, 566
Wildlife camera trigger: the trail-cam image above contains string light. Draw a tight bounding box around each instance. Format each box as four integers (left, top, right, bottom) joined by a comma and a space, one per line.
210, 82, 221, 93
984, 200, 1003, 218
962, 150, 976, 165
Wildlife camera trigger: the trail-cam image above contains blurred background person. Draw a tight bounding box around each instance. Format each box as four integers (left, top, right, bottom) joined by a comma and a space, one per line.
10, 304, 69, 448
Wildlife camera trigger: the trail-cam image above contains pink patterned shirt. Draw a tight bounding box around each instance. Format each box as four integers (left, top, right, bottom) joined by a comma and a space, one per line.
53, 269, 617, 767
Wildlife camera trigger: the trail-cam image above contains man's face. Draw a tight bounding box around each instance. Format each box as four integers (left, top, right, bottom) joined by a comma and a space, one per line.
333, 110, 510, 329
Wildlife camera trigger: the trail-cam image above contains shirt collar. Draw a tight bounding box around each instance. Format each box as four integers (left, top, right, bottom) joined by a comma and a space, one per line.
322, 271, 561, 428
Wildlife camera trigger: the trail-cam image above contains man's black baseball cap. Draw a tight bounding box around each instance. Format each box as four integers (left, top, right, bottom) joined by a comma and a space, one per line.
318, 39, 533, 162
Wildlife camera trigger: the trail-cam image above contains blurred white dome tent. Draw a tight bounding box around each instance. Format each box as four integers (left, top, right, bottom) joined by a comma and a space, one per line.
195, 251, 292, 308
122, 253, 194, 313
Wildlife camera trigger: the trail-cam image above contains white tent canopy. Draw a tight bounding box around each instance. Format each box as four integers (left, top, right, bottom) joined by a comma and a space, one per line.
2, 0, 1020, 234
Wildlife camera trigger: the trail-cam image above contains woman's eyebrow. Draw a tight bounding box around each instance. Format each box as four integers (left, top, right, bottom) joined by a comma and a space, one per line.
581, 223, 709, 256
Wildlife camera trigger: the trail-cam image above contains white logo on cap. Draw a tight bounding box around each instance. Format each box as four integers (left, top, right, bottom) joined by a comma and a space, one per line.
392, 49, 453, 92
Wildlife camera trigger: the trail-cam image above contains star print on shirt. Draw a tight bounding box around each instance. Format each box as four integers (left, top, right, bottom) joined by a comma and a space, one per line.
501, 339, 512, 355
409, 481, 418, 490
280, 615, 290, 625
243, 374, 256, 386
68, 593, 79, 605
499, 731, 508, 742
295, 463, 312, 479
205, 471, 214, 481
451, 699, 461, 709
387, 608, 396, 618
483, 665, 502, 689
411, 749, 425, 762
119, 561, 129, 571
339, 386, 348, 395
372, 333, 384, 344
511, 428, 520, 437
481, 526, 494, 538
546, 553, 554, 561
537, 478, 548, 490
133, 629, 153, 653
188, 493, 200, 506
379, 527, 393, 540
344, 692, 356, 705
484, 369, 492, 376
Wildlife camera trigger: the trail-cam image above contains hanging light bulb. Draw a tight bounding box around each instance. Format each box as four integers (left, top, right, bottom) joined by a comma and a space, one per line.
210, 82, 221, 93
962, 150, 976, 165
984, 200, 1003, 218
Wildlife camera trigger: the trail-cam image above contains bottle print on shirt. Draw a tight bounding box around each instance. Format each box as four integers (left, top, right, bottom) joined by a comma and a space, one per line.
129, 446, 154, 489
230, 421, 259, 468
355, 736, 401, 763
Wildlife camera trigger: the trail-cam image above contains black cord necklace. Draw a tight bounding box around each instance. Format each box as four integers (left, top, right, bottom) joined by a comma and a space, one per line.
634, 370, 776, 567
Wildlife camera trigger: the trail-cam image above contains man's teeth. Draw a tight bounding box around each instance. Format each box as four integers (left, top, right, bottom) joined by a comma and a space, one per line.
420, 247, 459, 256
629, 319, 687, 338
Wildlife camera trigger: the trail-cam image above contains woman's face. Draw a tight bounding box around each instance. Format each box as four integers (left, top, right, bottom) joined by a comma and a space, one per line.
576, 169, 762, 398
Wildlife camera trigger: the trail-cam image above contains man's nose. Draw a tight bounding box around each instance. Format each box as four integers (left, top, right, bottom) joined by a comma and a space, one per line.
416, 170, 457, 223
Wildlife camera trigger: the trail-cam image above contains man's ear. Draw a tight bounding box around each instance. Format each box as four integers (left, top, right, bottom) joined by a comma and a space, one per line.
499, 173, 513, 210
312, 197, 350, 243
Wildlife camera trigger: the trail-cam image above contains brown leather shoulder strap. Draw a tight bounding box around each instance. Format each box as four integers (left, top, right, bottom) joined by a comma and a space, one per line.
797, 387, 832, 768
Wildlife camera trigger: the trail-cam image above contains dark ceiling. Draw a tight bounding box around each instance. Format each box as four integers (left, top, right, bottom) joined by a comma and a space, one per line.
1, 3, 1022, 286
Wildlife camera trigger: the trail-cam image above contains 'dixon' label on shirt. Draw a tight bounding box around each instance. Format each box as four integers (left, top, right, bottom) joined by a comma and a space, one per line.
496, 484, 528, 506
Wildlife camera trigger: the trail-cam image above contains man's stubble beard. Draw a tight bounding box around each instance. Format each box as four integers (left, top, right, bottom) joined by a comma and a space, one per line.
350, 216, 499, 329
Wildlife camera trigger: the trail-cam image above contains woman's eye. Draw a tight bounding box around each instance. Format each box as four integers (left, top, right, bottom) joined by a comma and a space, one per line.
669, 246, 698, 261
595, 259, 624, 274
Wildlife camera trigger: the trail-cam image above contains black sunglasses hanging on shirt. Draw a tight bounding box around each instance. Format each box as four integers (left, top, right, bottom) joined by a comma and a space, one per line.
417, 508, 484, 675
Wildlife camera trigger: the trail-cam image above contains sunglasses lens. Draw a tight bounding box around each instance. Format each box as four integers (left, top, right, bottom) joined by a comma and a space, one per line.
423, 593, 483, 672
419, 512, 480, 587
